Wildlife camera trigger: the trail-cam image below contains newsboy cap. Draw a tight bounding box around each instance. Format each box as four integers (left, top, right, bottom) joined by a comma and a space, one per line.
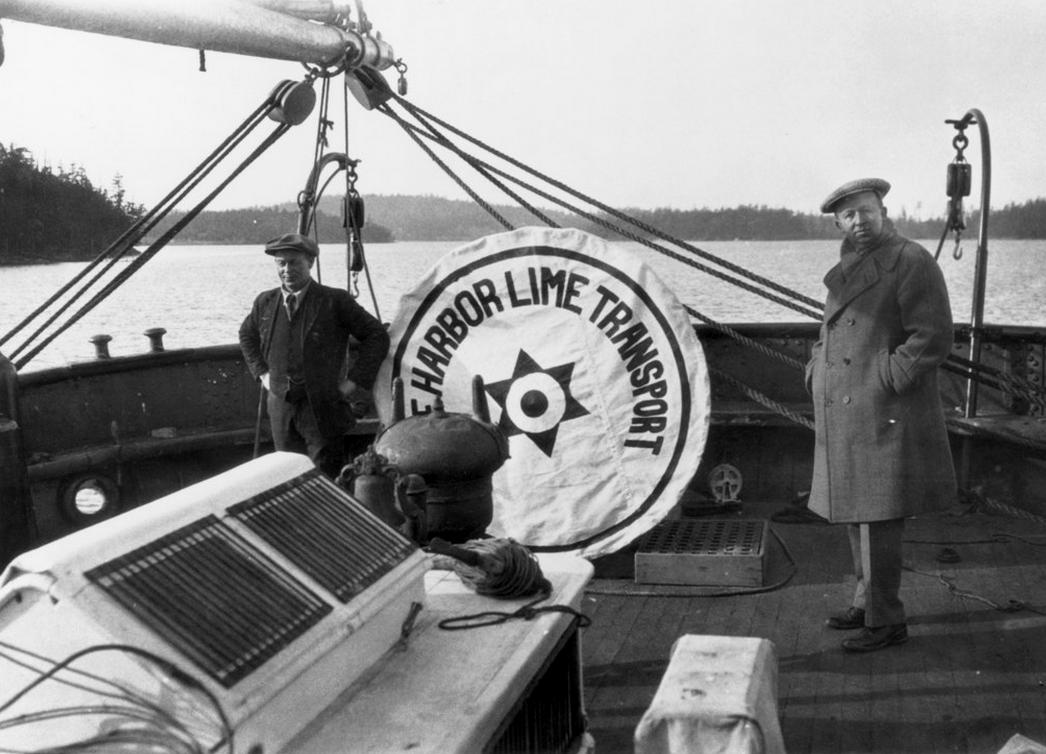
820, 178, 891, 214
264, 233, 319, 257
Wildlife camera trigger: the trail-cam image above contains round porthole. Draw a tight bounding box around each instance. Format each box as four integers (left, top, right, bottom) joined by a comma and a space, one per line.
59, 474, 120, 524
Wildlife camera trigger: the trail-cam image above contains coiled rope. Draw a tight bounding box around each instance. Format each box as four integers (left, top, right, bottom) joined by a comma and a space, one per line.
427, 537, 590, 630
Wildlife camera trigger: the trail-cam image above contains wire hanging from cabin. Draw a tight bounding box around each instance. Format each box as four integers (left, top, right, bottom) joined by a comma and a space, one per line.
0, 641, 232, 753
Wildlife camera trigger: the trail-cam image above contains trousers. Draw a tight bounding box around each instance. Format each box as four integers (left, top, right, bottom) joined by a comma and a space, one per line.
847, 518, 906, 627
267, 390, 344, 478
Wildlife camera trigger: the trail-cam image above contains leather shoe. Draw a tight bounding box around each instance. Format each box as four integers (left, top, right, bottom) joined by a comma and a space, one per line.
826, 607, 865, 630
841, 624, 908, 652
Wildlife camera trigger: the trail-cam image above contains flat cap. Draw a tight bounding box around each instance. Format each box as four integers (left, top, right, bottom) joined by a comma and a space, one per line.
820, 177, 891, 214
264, 232, 319, 257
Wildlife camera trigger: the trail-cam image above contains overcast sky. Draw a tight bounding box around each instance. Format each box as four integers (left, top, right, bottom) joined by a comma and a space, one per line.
2, 0, 1043, 218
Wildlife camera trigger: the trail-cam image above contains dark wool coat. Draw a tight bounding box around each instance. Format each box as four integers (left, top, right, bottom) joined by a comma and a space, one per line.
239, 282, 389, 440
805, 229, 957, 523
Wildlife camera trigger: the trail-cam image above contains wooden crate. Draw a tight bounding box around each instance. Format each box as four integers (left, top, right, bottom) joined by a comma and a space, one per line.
634, 519, 767, 587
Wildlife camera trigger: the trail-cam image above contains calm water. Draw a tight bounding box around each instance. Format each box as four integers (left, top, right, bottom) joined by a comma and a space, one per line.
2, 238, 1043, 371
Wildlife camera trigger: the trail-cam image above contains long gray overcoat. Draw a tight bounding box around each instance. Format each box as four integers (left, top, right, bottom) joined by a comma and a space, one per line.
805, 229, 957, 523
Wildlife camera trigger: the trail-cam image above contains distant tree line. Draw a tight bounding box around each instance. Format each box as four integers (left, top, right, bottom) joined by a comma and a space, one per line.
0, 144, 143, 265
315, 194, 1046, 243
605, 204, 981, 242
974, 199, 1046, 238
142, 195, 1017, 245
140, 206, 395, 245
6, 145, 1046, 266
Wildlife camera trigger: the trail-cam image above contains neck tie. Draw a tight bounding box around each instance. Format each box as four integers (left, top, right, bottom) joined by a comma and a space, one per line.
286, 293, 297, 320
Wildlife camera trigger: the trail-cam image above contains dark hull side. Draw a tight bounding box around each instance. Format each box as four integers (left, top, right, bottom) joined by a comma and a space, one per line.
2, 322, 1045, 563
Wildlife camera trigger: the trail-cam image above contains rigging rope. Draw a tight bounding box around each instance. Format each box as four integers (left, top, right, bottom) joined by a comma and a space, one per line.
3, 78, 314, 368
686, 307, 806, 371
9, 67, 1041, 432
387, 103, 561, 228
386, 93, 825, 312
946, 351, 1046, 411
295, 70, 386, 318
12, 124, 293, 371
378, 103, 515, 231
711, 367, 814, 431
0, 94, 280, 359
377, 92, 1046, 428
382, 104, 823, 321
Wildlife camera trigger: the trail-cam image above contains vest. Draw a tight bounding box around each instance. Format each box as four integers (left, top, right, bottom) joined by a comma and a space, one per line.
270, 293, 306, 398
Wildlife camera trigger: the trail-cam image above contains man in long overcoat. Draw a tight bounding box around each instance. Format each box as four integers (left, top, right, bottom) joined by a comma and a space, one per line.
239, 233, 389, 477
805, 178, 956, 652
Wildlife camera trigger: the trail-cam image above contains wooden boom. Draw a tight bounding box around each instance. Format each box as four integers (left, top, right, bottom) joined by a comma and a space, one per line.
0, 0, 394, 67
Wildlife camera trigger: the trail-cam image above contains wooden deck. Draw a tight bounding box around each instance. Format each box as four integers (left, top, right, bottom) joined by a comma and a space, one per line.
579, 500, 1046, 753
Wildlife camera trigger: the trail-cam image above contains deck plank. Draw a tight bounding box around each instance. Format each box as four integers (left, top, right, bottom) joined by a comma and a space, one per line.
581, 591, 649, 751
995, 528, 1046, 746
582, 506, 1046, 754
1008, 551, 1046, 746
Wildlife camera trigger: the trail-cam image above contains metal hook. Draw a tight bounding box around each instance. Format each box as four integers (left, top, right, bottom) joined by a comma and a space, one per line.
345, 157, 360, 188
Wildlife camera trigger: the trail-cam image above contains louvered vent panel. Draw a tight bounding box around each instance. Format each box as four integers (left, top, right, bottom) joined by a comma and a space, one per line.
228, 469, 417, 603
85, 515, 332, 688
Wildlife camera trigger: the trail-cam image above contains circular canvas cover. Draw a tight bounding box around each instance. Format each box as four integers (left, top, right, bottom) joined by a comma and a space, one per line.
375, 227, 709, 557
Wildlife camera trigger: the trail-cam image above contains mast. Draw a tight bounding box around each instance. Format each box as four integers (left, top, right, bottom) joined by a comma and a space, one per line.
0, 0, 394, 68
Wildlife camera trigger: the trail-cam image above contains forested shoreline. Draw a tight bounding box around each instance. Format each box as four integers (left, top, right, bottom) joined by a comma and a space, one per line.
0, 144, 143, 264
4, 144, 1046, 265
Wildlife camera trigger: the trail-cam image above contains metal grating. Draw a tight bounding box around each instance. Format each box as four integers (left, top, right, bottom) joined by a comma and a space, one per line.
637, 519, 765, 556
488, 624, 585, 753
86, 516, 332, 688
228, 469, 417, 603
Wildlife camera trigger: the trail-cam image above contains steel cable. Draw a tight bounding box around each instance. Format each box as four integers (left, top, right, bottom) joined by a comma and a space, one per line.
379, 95, 1046, 429
12, 122, 293, 370
388, 94, 825, 312
0, 95, 278, 357
382, 107, 823, 320
382, 103, 561, 228
4, 78, 316, 368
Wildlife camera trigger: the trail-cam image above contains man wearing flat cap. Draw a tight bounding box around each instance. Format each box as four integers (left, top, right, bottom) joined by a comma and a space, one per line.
239, 233, 389, 477
805, 178, 956, 652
